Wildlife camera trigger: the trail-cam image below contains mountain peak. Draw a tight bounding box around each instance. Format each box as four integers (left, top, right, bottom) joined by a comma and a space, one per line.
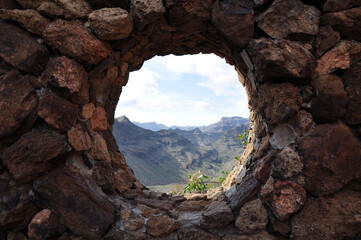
117, 115, 130, 122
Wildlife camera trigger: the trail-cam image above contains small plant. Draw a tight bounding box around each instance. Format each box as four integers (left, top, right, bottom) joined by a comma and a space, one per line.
170, 183, 185, 195
236, 129, 249, 147
183, 170, 228, 193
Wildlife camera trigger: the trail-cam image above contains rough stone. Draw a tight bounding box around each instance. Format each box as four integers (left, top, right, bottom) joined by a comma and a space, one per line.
90, 133, 111, 163
114, 169, 133, 193
253, 0, 271, 7
247, 38, 315, 83
314, 25, 341, 58
6, 232, 27, 240
176, 200, 211, 212
67, 126, 92, 151
89, 77, 111, 106
0, 70, 37, 139
164, 0, 212, 33
90, 106, 108, 131
136, 204, 159, 218
291, 190, 361, 239
254, 150, 277, 183
310, 75, 348, 122
269, 124, 297, 150
206, 187, 227, 201
260, 176, 274, 199
272, 147, 303, 180
178, 212, 202, 227
28, 209, 59, 240
135, 198, 175, 211
81, 102, 95, 119
92, 160, 114, 194
235, 199, 268, 235
298, 121, 361, 196
121, 207, 145, 231
43, 19, 112, 65
266, 180, 306, 221
291, 110, 313, 136
0, 20, 49, 75
343, 62, 361, 124
321, 7, 361, 41
89, 8, 133, 40
2, 128, 71, 183
211, 0, 253, 47
0, 9, 51, 35
257, 0, 320, 40
106, 66, 119, 82
146, 214, 179, 237
200, 201, 233, 229
322, 0, 361, 12
38, 91, 79, 132
0, 0, 19, 9
130, 0, 165, 30
33, 164, 115, 239
41, 56, 89, 104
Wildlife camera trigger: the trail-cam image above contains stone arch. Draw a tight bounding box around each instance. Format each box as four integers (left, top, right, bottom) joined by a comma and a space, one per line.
0, 0, 361, 239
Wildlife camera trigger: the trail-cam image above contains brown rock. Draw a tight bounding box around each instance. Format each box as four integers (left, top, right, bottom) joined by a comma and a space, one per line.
235, 199, 268, 235
314, 25, 341, 58
92, 160, 114, 194
200, 201, 234, 229
291, 190, 361, 239
43, 19, 112, 66
33, 165, 115, 239
164, 0, 212, 33
247, 38, 315, 83
254, 150, 277, 184
0, 0, 19, 9
89, 8, 133, 40
268, 215, 291, 236
321, 7, 361, 41
146, 214, 179, 237
343, 62, 361, 124
90, 106, 108, 131
260, 176, 274, 199
0, 70, 37, 138
81, 102, 95, 119
176, 200, 211, 212
41, 56, 89, 104
2, 128, 71, 183
6, 232, 27, 240
291, 110, 313, 136
0, 9, 51, 35
38, 91, 79, 132
310, 75, 348, 122
253, 0, 271, 7
272, 147, 303, 180
206, 187, 227, 201
121, 207, 145, 231
67, 126, 92, 151
89, 77, 111, 105
106, 66, 119, 82
316, 41, 351, 76
28, 209, 59, 240
86, 0, 130, 9
257, 0, 320, 40
253, 82, 302, 125
90, 133, 111, 162
136, 204, 159, 218
298, 121, 361, 196
177, 227, 220, 240
266, 180, 306, 221
130, 0, 166, 30
135, 198, 175, 211
211, 0, 253, 47
322, 0, 361, 12
37, 2, 64, 18
0, 20, 49, 75
114, 169, 133, 193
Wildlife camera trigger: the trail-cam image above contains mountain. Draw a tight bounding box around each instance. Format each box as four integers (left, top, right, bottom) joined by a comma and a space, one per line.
133, 121, 169, 131
113, 116, 248, 186
199, 116, 249, 133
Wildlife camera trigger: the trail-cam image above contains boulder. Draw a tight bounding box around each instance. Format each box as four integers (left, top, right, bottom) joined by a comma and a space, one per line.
200, 201, 234, 229
298, 121, 361, 196
67, 126, 93, 151
290, 110, 313, 136
92, 160, 114, 194
121, 207, 145, 231
343, 62, 361, 124
43, 19, 112, 65
254, 150, 277, 183
90, 133, 111, 163
235, 199, 268, 234
176, 200, 211, 212
0, 20, 49, 75
90, 106, 108, 131
269, 124, 297, 150
271, 147, 303, 180
81, 102, 95, 119
130, 0, 165, 30
314, 25, 341, 58
114, 169, 133, 193
146, 214, 179, 237
28, 209, 59, 240
257, 0, 320, 40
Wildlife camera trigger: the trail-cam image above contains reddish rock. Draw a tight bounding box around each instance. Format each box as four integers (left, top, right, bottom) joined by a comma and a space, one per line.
81, 102, 95, 119
67, 126, 92, 151
164, 0, 212, 33
146, 214, 179, 237
135, 198, 175, 211
252, 82, 302, 125
89, 8, 133, 40
136, 204, 159, 218
106, 66, 119, 82
28, 209, 59, 240
314, 25, 341, 58
298, 121, 361, 196
92, 160, 114, 194
272, 147, 303, 180
254, 150, 277, 184
291, 191, 361, 239
322, 0, 361, 12
90, 106, 108, 131
211, 0, 253, 47
321, 7, 361, 41
343, 62, 361, 124
0, 70, 37, 138
37, 2, 65, 18
176, 200, 211, 212
266, 180, 306, 221
0, 9, 51, 35
260, 176, 274, 199
43, 19, 112, 65
316, 41, 352, 76
247, 38, 315, 83
0, 20, 49, 75
41, 56, 89, 104
200, 201, 234, 229
253, 135, 270, 161
257, 0, 320, 40
33, 165, 115, 239
38, 91, 79, 132
89, 77, 111, 105
2, 128, 71, 183
130, 0, 165, 30
121, 208, 144, 231
114, 170, 133, 193
90, 133, 111, 162
235, 199, 268, 234
291, 110, 313, 136
310, 75, 348, 122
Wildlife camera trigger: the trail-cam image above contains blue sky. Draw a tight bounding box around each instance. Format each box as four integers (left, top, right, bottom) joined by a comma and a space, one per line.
115, 54, 249, 126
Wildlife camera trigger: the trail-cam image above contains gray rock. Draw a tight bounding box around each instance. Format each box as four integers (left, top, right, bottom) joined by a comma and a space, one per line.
269, 124, 297, 150
235, 199, 268, 234
272, 147, 303, 179
200, 201, 234, 229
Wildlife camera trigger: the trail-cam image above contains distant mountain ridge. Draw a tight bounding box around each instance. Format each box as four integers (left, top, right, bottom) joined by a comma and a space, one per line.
113, 116, 248, 186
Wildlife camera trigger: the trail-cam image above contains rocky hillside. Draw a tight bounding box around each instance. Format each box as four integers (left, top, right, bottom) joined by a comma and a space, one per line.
113, 116, 248, 186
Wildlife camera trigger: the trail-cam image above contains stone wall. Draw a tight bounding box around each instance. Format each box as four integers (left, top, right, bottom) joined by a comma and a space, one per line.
0, 0, 361, 239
